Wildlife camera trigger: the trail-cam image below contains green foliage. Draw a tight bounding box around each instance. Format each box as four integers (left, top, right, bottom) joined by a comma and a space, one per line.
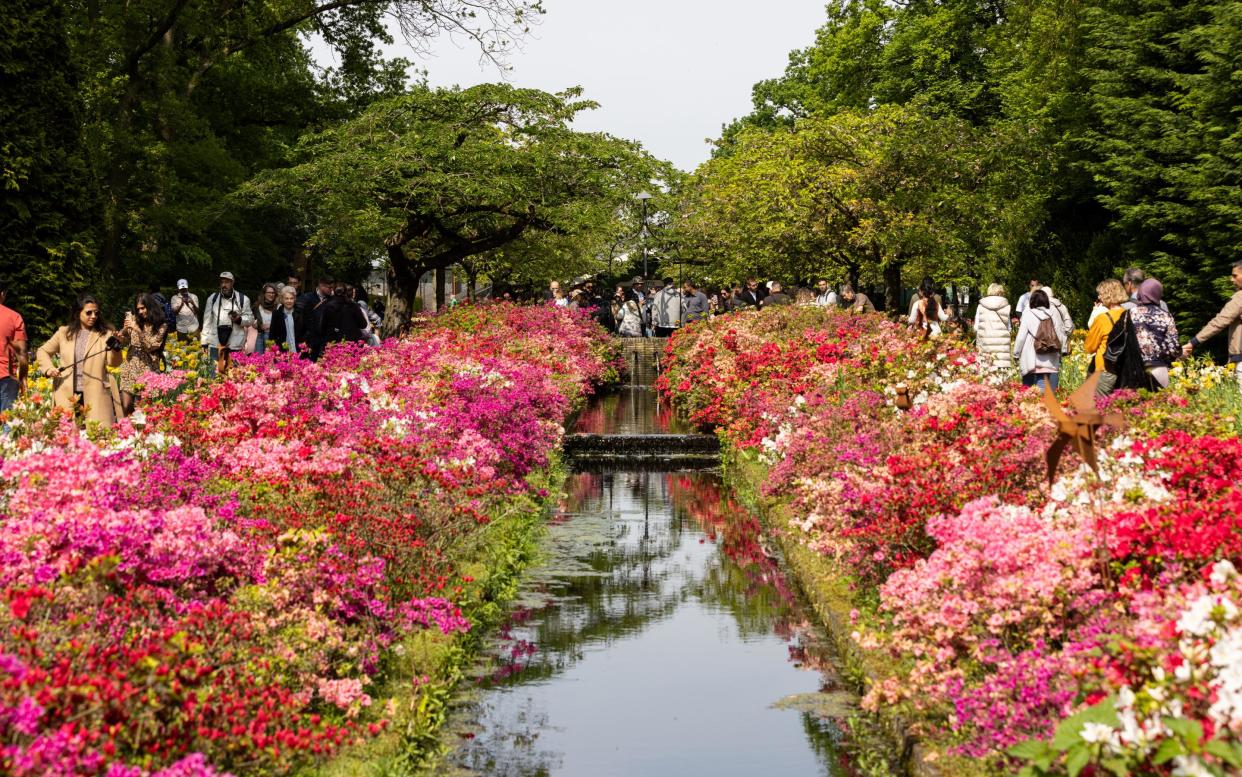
708, 0, 1242, 332
1081, 0, 1242, 335
3, 0, 543, 335
1010, 696, 1242, 777
239, 83, 670, 327
680, 106, 1048, 302
0, 0, 98, 339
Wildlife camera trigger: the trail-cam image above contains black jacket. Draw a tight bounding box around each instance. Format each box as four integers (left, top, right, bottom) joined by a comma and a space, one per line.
736, 288, 766, 308
268, 306, 305, 354
320, 296, 368, 344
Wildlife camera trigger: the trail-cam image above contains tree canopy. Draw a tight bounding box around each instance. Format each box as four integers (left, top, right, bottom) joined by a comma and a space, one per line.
239, 83, 669, 330
700, 0, 1242, 333
3, 0, 544, 334
680, 106, 1048, 309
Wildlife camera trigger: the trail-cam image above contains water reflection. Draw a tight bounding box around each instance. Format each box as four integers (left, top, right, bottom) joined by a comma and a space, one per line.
571, 388, 692, 435
442, 469, 862, 777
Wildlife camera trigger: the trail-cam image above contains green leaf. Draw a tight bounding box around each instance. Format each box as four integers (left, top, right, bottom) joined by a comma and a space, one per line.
1066, 744, 1090, 777
1204, 739, 1242, 767
1008, 739, 1053, 760
1052, 710, 1090, 750
1163, 717, 1203, 750
1153, 737, 1186, 764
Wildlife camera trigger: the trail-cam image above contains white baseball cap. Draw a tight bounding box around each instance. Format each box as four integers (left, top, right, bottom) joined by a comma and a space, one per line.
176, 278, 189, 289
219, 271, 235, 281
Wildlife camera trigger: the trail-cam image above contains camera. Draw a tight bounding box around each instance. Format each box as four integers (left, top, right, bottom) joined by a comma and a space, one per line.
105, 335, 123, 352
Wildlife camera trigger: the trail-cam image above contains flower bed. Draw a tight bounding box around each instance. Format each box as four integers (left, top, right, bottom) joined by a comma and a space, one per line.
0, 303, 619, 777
660, 306, 1242, 776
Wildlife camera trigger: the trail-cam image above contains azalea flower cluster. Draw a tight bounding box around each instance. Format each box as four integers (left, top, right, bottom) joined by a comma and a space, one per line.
661, 306, 1242, 774
0, 303, 617, 777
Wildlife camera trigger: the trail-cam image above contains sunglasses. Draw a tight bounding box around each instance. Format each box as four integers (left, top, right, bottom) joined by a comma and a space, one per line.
83, 310, 99, 316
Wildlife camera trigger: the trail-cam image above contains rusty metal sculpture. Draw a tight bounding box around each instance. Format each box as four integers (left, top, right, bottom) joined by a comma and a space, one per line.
1042, 372, 1127, 484
894, 384, 912, 410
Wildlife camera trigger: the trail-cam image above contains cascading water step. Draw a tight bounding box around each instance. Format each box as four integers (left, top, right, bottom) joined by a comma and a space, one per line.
563, 432, 721, 459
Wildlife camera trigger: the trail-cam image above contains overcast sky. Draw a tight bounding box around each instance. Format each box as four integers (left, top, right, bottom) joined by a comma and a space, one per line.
333, 0, 828, 172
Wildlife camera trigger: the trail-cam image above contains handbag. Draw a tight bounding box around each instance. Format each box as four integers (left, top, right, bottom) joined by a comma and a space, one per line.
1104, 311, 1154, 390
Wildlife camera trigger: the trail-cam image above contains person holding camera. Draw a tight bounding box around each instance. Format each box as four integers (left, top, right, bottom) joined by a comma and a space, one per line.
201, 271, 253, 376
116, 292, 169, 416
170, 279, 200, 342
35, 293, 124, 426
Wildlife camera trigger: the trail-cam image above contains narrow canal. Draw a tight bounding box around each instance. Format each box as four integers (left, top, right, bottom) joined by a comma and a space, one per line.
439, 354, 878, 776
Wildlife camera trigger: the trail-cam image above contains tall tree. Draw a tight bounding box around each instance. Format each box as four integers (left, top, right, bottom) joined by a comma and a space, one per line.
680, 107, 1047, 309
238, 83, 669, 331
0, 0, 97, 338
67, 0, 543, 278
1082, 0, 1242, 331
717, 0, 890, 151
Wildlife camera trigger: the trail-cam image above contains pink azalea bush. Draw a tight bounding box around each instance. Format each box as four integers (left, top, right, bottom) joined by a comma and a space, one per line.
864, 498, 1099, 713
0, 303, 616, 776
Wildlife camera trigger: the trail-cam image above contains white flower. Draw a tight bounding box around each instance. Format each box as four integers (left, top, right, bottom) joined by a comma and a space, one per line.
1177, 595, 1222, 638
1210, 560, 1238, 585
1171, 755, 1212, 777
1118, 686, 1136, 708
1080, 721, 1116, 744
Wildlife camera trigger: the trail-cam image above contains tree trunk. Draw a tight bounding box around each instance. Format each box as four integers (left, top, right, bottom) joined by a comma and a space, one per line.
434, 266, 447, 311
883, 261, 903, 318
462, 263, 479, 300
847, 262, 860, 293
382, 244, 422, 337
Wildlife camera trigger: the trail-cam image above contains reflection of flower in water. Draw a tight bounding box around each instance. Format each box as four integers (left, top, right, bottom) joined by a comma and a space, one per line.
666, 472, 832, 667
483, 606, 542, 684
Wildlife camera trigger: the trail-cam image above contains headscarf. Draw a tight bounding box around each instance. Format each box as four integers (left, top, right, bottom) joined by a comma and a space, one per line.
1137, 278, 1164, 305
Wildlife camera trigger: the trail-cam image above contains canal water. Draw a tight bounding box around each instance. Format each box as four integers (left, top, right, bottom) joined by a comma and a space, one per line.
438, 383, 872, 776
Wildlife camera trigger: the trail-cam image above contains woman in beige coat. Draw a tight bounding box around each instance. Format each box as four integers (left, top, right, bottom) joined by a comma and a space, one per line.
36, 294, 123, 426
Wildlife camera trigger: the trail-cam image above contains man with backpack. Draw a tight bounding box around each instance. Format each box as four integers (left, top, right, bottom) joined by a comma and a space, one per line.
201, 271, 253, 376
1183, 260, 1242, 389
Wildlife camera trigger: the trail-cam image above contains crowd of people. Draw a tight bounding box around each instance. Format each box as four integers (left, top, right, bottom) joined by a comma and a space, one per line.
0, 272, 385, 424
559, 264, 1242, 397
973, 265, 1242, 394
553, 275, 877, 338
2, 261, 1240, 425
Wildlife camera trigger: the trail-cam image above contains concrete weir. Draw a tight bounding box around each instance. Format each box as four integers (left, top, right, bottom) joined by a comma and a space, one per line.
565, 337, 720, 463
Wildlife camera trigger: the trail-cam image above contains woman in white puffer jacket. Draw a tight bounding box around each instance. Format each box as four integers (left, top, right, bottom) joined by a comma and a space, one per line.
974, 283, 1012, 372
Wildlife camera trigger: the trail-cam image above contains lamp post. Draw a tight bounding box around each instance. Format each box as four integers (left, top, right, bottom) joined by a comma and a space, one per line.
636, 191, 653, 279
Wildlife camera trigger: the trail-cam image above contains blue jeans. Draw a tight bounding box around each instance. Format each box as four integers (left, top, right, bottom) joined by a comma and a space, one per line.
0, 377, 17, 413
1022, 372, 1059, 392
253, 333, 267, 353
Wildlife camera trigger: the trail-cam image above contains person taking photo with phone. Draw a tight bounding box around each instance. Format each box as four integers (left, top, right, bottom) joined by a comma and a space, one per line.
116, 292, 168, 416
